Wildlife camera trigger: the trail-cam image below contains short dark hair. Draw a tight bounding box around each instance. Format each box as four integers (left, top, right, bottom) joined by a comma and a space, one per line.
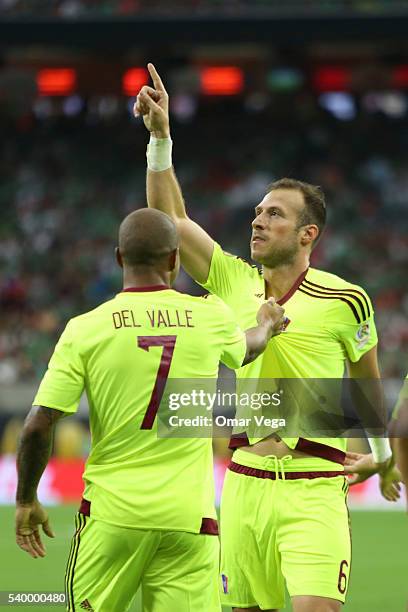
266, 177, 327, 246
118, 209, 178, 266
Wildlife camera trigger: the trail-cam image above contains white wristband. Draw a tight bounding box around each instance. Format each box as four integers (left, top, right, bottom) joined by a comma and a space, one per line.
367, 437, 392, 464
146, 136, 172, 172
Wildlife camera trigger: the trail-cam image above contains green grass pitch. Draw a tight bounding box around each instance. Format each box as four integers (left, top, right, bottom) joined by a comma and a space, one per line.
1, 506, 406, 611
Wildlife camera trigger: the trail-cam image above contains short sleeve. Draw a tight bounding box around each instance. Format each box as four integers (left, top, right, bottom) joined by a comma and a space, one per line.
33, 320, 85, 413
333, 286, 378, 363
201, 242, 252, 302
217, 300, 247, 370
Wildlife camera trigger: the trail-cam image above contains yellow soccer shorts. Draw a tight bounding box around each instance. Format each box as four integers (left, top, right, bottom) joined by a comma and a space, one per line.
220, 449, 351, 610
65, 507, 221, 612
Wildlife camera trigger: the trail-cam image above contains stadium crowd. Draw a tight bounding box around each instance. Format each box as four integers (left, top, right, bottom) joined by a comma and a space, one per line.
1, 96, 407, 385
0, 0, 406, 17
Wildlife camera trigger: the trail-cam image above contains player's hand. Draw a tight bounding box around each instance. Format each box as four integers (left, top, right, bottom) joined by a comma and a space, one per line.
377, 455, 402, 502
344, 451, 401, 502
16, 499, 55, 558
256, 297, 287, 338
133, 63, 170, 138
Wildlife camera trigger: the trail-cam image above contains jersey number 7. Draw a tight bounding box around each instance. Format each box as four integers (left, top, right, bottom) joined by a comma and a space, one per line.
138, 335, 177, 430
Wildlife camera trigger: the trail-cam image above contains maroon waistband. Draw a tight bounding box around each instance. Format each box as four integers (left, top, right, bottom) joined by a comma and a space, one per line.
78, 499, 218, 535
228, 461, 344, 480
229, 434, 346, 466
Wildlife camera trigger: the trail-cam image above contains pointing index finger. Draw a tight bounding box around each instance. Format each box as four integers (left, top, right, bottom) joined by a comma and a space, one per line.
147, 63, 167, 93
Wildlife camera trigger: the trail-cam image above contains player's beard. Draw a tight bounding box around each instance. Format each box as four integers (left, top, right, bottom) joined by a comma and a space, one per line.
252, 237, 300, 268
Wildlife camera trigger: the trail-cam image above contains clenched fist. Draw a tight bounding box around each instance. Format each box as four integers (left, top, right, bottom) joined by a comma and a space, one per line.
256, 297, 287, 339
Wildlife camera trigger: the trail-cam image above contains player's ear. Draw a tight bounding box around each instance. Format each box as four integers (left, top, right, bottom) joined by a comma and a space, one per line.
300, 224, 319, 247
168, 248, 180, 286
115, 247, 123, 268
168, 248, 179, 272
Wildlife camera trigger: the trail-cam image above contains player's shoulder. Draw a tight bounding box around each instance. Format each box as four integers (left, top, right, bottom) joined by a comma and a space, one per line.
192, 291, 230, 310
66, 296, 118, 330
305, 267, 372, 296
185, 292, 235, 321
215, 243, 261, 278
302, 268, 373, 323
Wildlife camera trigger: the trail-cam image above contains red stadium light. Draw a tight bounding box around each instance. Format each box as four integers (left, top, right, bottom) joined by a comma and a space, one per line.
313, 66, 351, 92
123, 68, 149, 96
200, 67, 244, 96
392, 65, 408, 88
37, 68, 77, 96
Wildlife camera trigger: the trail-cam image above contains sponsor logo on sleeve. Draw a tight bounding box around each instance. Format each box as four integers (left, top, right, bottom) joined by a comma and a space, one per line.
355, 322, 370, 349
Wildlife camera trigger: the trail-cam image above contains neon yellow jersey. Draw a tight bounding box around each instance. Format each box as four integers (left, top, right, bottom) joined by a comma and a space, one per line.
201, 243, 378, 455
34, 285, 246, 532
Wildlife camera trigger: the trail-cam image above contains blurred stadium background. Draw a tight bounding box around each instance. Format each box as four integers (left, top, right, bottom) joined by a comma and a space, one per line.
0, 0, 407, 610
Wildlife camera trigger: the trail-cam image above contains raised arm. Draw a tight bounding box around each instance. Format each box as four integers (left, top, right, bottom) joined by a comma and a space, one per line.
135, 63, 214, 284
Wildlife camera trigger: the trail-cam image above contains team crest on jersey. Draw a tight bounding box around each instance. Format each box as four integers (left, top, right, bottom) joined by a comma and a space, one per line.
222, 574, 228, 594
355, 322, 370, 349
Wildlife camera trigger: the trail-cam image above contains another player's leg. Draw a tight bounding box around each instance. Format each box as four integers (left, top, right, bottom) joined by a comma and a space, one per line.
142, 530, 220, 612
65, 507, 160, 612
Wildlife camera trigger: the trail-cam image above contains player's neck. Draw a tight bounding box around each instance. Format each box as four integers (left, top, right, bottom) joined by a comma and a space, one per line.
122, 269, 170, 290
262, 257, 309, 302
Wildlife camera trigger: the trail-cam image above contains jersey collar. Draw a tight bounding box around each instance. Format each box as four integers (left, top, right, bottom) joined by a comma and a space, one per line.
121, 285, 170, 293
269, 268, 309, 306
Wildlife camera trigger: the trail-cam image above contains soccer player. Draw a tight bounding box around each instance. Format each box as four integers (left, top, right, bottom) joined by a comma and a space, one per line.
15, 208, 286, 612
136, 64, 396, 612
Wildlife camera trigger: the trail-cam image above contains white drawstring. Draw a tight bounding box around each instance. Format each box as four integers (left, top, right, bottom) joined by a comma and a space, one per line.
266, 454, 292, 481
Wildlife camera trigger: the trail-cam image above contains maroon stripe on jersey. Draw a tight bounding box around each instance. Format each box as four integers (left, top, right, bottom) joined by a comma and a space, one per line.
122, 285, 170, 292
301, 280, 368, 321
295, 437, 346, 465
277, 268, 309, 306
200, 518, 219, 535
229, 461, 344, 480
303, 278, 370, 318
79, 498, 91, 516
298, 287, 362, 323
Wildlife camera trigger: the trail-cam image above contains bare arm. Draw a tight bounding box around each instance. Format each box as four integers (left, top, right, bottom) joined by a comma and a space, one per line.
347, 345, 385, 438
147, 167, 214, 283
135, 63, 214, 284
15, 406, 64, 558
347, 346, 397, 497
242, 298, 286, 365
16, 405, 64, 504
